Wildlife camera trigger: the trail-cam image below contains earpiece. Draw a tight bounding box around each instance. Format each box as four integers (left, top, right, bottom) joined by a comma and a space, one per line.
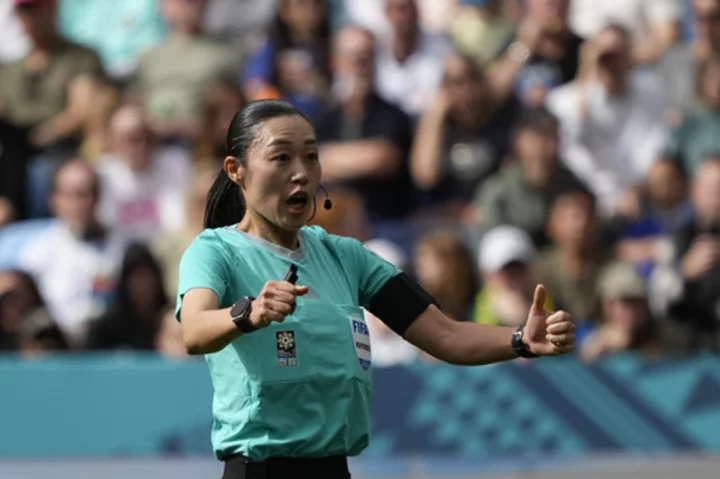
309, 185, 332, 221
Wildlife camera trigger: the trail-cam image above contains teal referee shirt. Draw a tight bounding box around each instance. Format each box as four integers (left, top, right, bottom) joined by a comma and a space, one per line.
176, 225, 400, 461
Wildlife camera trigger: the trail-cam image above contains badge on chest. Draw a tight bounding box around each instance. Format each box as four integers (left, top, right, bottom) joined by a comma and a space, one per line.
276, 330, 297, 367
350, 313, 372, 371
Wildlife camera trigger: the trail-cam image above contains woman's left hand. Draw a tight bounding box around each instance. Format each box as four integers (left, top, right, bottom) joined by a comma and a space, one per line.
523, 285, 575, 356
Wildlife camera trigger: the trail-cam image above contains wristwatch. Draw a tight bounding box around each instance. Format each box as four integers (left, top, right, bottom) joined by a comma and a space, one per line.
231, 297, 256, 333
511, 326, 538, 358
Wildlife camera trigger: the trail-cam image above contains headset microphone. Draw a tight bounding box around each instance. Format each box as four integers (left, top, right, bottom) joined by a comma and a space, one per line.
318, 184, 333, 211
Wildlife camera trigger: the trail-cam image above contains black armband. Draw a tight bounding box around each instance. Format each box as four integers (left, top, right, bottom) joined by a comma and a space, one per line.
367, 272, 439, 337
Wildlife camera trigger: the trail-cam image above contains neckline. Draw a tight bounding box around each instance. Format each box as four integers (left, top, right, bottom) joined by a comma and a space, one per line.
228, 225, 306, 262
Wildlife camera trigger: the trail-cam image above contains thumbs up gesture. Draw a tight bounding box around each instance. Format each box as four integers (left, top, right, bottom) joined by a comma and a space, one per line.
523, 285, 575, 356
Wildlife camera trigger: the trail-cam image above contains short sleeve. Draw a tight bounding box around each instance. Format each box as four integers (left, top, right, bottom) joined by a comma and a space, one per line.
175, 231, 231, 320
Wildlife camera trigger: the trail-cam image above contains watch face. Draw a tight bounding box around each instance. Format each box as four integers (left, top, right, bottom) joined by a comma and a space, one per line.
232, 298, 250, 319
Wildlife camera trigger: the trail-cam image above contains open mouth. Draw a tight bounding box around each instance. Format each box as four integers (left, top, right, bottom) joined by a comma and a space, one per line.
286, 192, 309, 213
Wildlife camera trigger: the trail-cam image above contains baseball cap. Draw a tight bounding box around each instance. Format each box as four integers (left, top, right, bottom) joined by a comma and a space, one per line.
598, 262, 646, 300
479, 226, 536, 273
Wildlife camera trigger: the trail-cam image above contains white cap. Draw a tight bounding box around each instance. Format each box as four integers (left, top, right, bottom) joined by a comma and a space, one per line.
479, 226, 536, 273
363, 238, 408, 270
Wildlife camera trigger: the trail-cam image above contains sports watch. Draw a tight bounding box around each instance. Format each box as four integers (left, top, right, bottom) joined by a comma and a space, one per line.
231, 297, 256, 333
511, 325, 538, 358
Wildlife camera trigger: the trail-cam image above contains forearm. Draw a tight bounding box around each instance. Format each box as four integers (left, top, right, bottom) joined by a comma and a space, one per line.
410, 111, 446, 189
181, 307, 242, 355
404, 306, 519, 366
633, 23, 679, 65
320, 141, 400, 181
488, 54, 526, 102
439, 323, 519, 365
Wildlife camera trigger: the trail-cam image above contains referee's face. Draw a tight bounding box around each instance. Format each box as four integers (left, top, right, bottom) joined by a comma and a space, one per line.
242, 115, 321, 231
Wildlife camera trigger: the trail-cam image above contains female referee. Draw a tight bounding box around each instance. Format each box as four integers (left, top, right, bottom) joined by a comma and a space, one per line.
177, 99, 575, 479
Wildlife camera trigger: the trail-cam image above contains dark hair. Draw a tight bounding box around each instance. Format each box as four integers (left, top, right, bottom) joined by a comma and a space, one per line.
116, 243, 168, 313
271, 0, 331, 88
204, 100, 311, 229
512, 107, 559, 136
550, 186, 597, 214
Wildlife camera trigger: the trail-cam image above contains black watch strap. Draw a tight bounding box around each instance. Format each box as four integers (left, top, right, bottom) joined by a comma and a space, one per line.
512, 325, 538, 358
231, 297, 256, 333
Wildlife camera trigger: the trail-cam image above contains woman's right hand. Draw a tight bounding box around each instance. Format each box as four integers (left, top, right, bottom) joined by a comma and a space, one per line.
249, 281, 309, 328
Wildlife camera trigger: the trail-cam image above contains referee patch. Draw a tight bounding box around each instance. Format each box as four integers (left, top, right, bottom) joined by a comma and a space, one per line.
276, 331, 297, 367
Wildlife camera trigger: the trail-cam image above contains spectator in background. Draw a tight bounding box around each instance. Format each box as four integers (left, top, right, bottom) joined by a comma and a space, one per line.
16, 160, 129, 346
473, 226, 554, 327
0, 270, 44, 350
449, 0, 515, 68
474, 108, 586, 246
243, 0, 331, 119
534, 188, 611, 325
316, 26, 414, 225
411, 53, 519, 217
373, 0, 449, 118
665, 55, 720, 176
135, 0, 240, 142
490, 0, 583, 108
569, 0, 682, 66
152, 164, 217, 300
85, 243, 168, 351
580, 261, 688, 361
96, 105, 192, 243
59, 0, 167, 81
414, 231, 478, 323
547, 24, 669, 217
362, 238, 420, 366
615, 157, 693, 269
653, 157, 720, 349
0, 0, 105, 149
194, 79, 247, 164
694, 0, 720, 63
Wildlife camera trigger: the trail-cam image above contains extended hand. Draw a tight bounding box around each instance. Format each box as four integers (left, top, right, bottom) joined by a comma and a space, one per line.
523, 285, 575, 356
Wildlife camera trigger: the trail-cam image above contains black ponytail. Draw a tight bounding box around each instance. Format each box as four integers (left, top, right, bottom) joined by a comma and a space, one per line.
203, 99, 310, 229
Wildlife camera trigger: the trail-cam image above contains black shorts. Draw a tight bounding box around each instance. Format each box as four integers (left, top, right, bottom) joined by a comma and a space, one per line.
222, 454, 351, 479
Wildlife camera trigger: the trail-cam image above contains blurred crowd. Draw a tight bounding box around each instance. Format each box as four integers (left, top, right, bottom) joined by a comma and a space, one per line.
0, 0, 719, 363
